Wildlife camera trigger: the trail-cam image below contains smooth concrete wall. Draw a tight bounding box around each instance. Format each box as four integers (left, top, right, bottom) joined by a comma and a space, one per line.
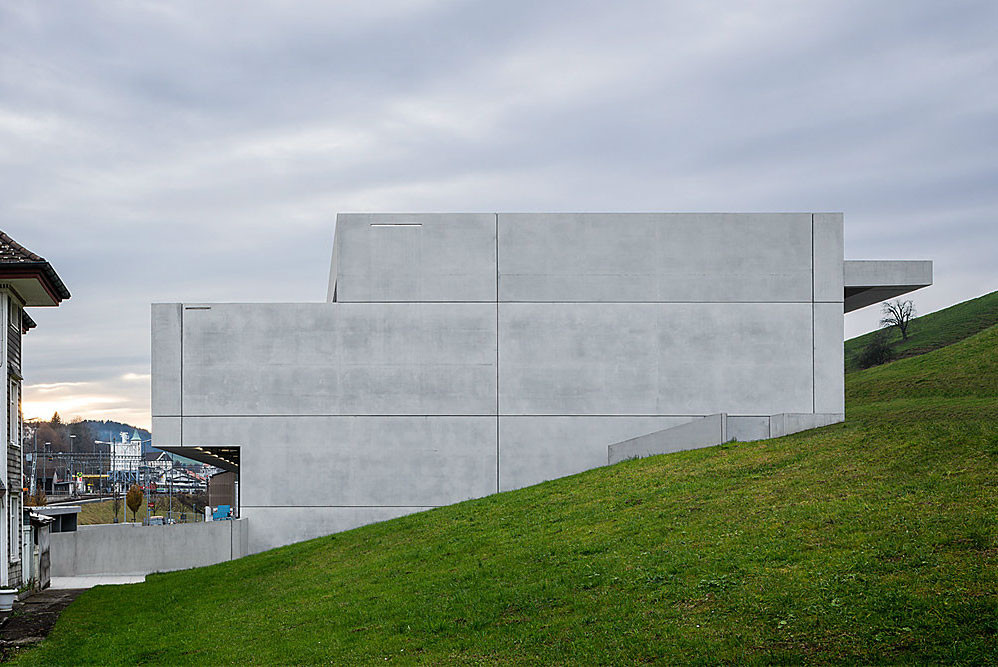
51, 519, 247, 577
180, 303, 497, 416
499, 302, 814, 415
496, 213, 813, 302
153, 212, 863, 554
331, 213, 496, 303
813, 213, 844, 303
181, 416, 497, 507
151, 303, 182, 417
813, 302, 846, 414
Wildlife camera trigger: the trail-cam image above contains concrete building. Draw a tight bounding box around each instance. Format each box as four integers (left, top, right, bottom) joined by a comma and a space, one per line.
0, 231, 70, 588
143, 450, 173, 474
152, 213, 932, 554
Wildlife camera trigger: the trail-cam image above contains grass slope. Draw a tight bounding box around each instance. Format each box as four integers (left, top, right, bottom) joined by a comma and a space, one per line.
845, 289, 998, 371
19, 331, 998, 664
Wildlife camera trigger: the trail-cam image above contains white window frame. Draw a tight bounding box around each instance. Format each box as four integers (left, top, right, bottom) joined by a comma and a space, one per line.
9, 380, 19, 449
8, 495, 19, 563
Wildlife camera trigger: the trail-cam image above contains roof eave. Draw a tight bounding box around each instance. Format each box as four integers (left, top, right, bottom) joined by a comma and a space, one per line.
0, 262, 71, 305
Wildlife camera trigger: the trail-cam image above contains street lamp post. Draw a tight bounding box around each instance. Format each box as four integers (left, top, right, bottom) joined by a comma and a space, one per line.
95, 440, 112, 500
69, 434, 77, 496
30, 429, 37, 497
43, 442, 50, 497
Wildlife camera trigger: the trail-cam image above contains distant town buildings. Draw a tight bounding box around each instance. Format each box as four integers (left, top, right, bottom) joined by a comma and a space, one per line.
110, 430, 143, 473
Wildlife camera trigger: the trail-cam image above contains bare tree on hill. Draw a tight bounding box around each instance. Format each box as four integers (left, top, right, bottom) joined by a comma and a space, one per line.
880, 299, 915, 340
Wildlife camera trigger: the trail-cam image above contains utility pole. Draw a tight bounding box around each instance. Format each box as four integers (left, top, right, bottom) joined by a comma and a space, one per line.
43, 441, 50, 497
30, 428, 37, 497
94, 440, 112, 504
69, 434, 76, 496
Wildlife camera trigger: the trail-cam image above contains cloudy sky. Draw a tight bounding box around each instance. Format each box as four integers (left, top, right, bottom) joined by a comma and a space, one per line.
3, 1, 996, 429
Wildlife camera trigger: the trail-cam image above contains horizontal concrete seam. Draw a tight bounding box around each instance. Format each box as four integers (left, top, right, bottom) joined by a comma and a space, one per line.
327, 300, 820, 304
167, 413, 788, 418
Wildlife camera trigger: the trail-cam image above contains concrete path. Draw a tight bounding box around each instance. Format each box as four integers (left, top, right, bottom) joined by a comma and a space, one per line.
50, 575, 145, 589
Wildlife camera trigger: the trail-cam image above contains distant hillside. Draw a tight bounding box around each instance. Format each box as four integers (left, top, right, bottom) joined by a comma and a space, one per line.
845, 289, 998, 372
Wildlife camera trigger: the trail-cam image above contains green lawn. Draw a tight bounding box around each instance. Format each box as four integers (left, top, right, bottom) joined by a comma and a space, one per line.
17, 328, 998, 664
845, 288, 998, 371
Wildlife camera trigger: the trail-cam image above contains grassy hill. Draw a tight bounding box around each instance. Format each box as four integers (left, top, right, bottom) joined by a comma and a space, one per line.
18, 330, 998, 664
845, 289, 998, 371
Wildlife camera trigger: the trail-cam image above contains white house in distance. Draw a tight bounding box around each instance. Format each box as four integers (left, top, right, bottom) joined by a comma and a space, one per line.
152, 213, 932, 554
110, 430, 143, 473
0, 231, 70, 589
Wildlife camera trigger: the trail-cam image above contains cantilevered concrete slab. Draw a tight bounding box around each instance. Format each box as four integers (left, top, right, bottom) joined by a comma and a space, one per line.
844, 260, 932, 312
153, 212, 932, 553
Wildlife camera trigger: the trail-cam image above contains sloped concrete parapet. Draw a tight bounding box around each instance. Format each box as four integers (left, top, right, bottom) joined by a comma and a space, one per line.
607, 412, 845, 465
607, 414, 726, 464
769, 413, 844, 438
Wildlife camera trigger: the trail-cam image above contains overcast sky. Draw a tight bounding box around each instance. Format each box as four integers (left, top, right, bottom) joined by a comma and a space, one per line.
3, 1, 996, 429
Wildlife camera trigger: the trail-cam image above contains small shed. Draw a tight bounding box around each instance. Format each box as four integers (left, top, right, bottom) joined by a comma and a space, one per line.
24, 510, 55, 590
32, 505, 81, 533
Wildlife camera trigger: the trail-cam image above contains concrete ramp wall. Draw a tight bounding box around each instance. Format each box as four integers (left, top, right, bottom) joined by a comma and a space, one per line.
769, 413, 844, 437
607, 412, 844, 464
608, 414, 727, 464
51, 519, 248, 577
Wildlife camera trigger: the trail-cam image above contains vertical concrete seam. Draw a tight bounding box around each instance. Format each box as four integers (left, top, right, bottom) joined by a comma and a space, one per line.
495, 212, 500, 494
811, 214, 816, 414
179, 304, 183, 446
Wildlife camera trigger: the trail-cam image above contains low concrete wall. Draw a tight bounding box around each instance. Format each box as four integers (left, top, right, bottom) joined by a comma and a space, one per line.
769, 413, 844, 438
607, 414, 726, 464
606, 412, 845, 465
51, 519, 248, 577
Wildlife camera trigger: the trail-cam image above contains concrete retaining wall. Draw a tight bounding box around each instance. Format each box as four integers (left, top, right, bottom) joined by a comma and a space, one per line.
608, 414, 726, 464
51, 519, 248, 577
769, 413, 844, 438
606, 412, 845, 465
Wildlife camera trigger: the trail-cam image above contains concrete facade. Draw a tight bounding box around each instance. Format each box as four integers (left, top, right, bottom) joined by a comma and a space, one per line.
152, 213, 932, 554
